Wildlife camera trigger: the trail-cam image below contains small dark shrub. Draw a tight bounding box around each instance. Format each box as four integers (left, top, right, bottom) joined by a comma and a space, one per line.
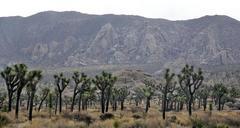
132, 113, 142, 119
223, 117, 240, 127
129, 120, 146, 128
63, 112, 93, 125
216, 124, 229, 128
100, 113, 114, 120
0, 114, 10, 128
74, 113, 93, 126
113, 120, 120, 128
191, 118, 204, 128
168, 116, 177, 123
1, 105, 7, 112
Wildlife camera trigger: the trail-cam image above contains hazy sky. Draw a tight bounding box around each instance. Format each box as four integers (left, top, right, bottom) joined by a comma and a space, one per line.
0, 0, 239, 20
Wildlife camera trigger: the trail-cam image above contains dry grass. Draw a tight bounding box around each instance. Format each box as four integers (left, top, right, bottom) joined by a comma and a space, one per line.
1, 105, 240, 128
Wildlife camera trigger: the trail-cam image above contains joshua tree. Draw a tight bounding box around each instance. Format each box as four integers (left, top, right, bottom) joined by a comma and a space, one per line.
71, 71, 87, 112
178, 64, 203, 116
15, 64, 29, 119
229, 86, 240, 98
34, 95, 39, 111
118, 86, 130, 110
81, 84, 96, 111
54, 73, 70, 113
64, 95, 71, 110
161, 69, 175, 119
26, 85, 31, 110
105, 82, 114, 112
38, 87, 50, 112
213, 83, 228, 111
142, 79, 155, 113
132, 87, 144, 106
92, 71, 117, 113
1, 65, 19, 112
196, 85, 210, 111
174, 87, 186, 111
27, 70, 42, 121
77, 77, 92, 111
111, 87, 119, 111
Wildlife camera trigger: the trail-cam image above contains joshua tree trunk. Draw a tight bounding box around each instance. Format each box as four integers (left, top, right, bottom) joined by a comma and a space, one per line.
188, 96, 193, 116
105, 89, 111, 112
71, 92, 76, 112
59, 92, 62, 113
162, 90, 167, 119
180, 102, 184, 110
45, 100, 48, 108
218, 97, 222, 111
8, 93, 12, 112
198, 99, 201, 109
177, 102, 180, 112
145, 97, 150, 113
15, 88, 25, 119
101, 91, 105, 113
203, 98, 207, 111
120, 100, 124, 110
78, 94, 82, 112
15, 92, 21, 119
38, 94, 48, 112
135, 100, 139, 106
113, 101, 117, 111
82, 99, 85, 110
27, 95, 30, 110
28, 93, 34, 121
105, 98, 109, 112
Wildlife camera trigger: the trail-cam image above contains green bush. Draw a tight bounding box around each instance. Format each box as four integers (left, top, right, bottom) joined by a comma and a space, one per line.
209, 103, 213, 111
1, 105, 7, 112
0, 114, 10, 128
216, 124, 229, 128
99, 113, 114, 120
113, 120, 120, 128
132, 113, 142, 119
168, 116, 177, 123
129, 120, 147, 128
191, 118, 204, 128
63, 112, 93, 126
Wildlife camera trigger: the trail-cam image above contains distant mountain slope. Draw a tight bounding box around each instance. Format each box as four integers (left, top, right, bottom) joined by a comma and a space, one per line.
0, 11, 240, 68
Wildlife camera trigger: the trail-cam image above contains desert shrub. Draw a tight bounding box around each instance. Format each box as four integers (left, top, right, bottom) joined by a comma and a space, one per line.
129, 120, 147, 128
191, 118, 204, 128
100, 113, 114, 120
0, 114, 10, 128
191, 117, 230, 128
132, 113, 142, 119
209, 103, 213, 111
63, 112, 93, 126
1, 105, 7, 112
215, 124, 229, 128
74, 114, 93, 126
113, 120, 120, 128
223, 117, 240, 127
168, 115, 177, 123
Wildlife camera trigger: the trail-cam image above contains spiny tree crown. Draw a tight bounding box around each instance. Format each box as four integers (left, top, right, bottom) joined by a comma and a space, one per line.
93, 71, 117, 90
142, 79, 155, 97
213, 83, 228, 97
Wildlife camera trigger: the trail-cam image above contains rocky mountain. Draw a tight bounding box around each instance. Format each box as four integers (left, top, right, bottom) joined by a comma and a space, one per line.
0, 11, 240, 68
